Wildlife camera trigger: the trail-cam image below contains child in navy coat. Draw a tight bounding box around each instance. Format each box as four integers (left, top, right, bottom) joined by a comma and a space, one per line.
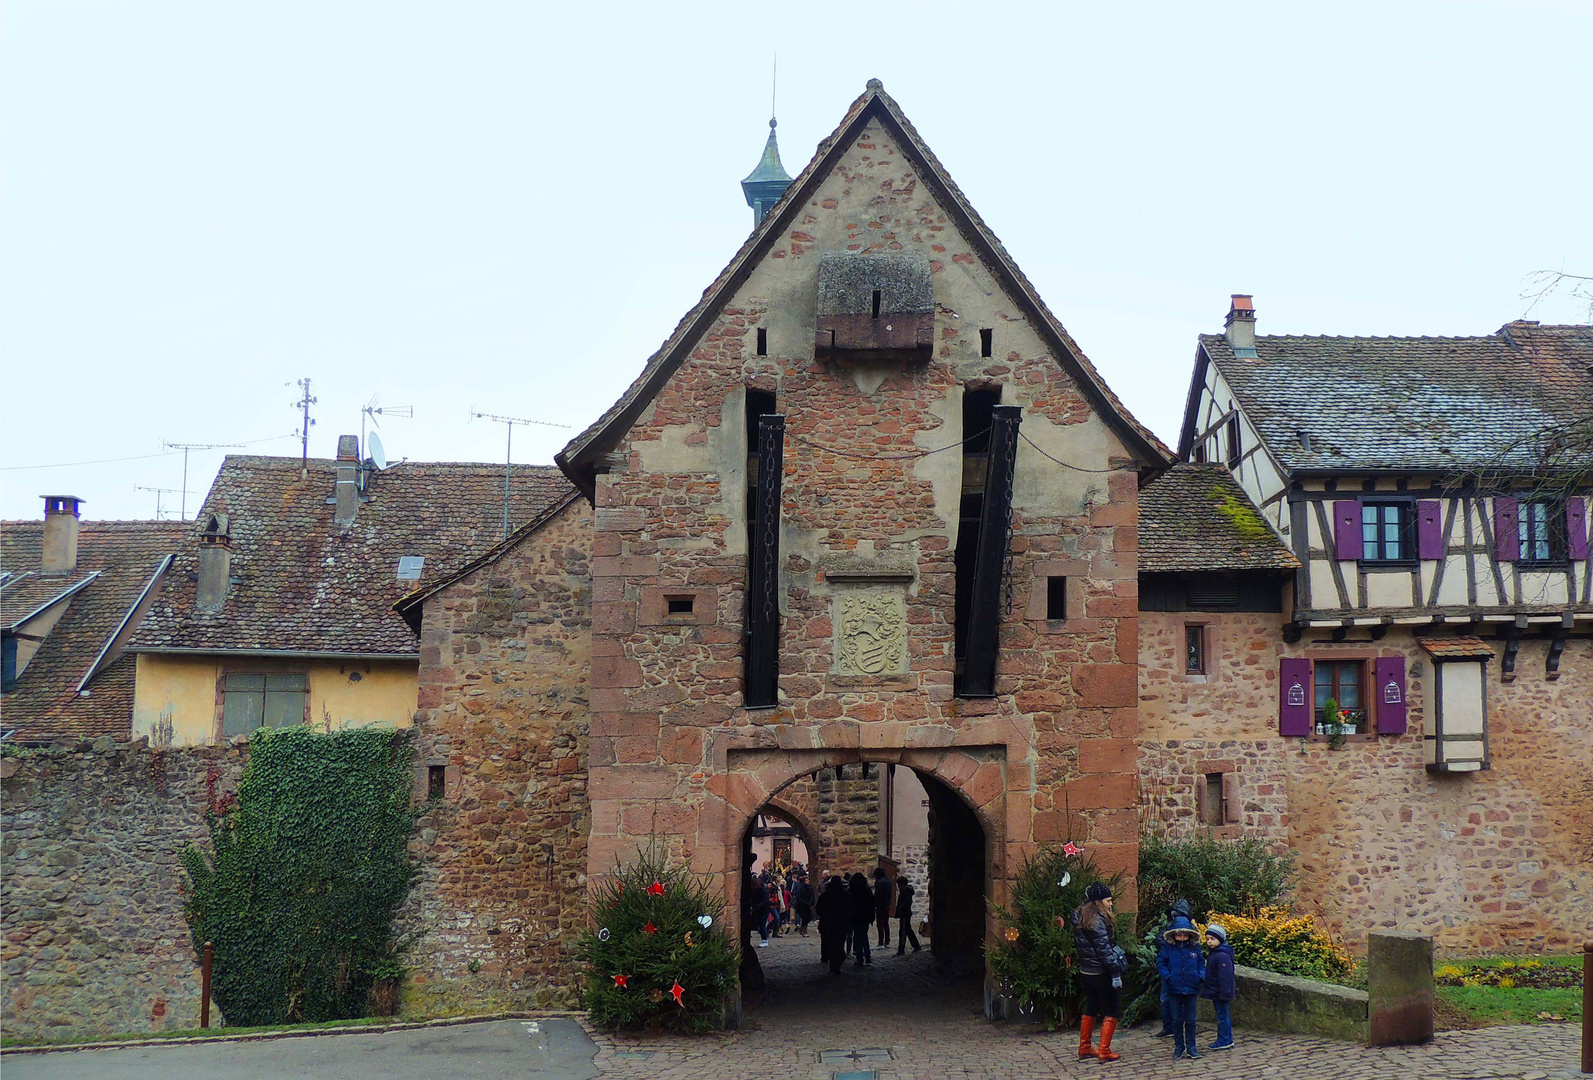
1156, 915, 1206, 1059
1200, 924, 1236, 1050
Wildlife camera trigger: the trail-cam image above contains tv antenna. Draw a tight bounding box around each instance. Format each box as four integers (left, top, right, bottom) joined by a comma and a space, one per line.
360, 397, 412, 467
470, 409, 571, 540
291, 378, 318, 473
162, 441, 243, 520
135, 484, 189, 521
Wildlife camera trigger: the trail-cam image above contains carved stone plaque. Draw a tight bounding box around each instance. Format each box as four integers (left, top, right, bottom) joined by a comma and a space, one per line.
835, 592, 907, 676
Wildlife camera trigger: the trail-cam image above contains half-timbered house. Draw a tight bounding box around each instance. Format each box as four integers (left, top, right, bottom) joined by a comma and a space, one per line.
1140, 298, 1592, 952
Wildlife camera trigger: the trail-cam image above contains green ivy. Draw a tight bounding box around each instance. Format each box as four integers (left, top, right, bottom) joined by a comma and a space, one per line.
575, 847, 738, 1033
180, 727, 420, 1026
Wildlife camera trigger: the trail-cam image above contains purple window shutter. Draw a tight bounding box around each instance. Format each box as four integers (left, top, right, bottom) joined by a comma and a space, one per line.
1493, 497, 1519, 562
1416, 500, 1443, 560
1333, 501, 1361, 561
1279, 658, 1312, 737
1374, 657, 1407, 735
1567, 498, 1590, 561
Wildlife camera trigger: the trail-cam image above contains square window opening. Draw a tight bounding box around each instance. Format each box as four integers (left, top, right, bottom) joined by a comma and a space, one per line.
666, 595, 695, 616
222, 671, 307, 739
1518, 500, 1564, 564
1185, 624, 1206, 674
1045, 576, 1067, 620
1314, 659, 1366, 734
1361, 501, 1413, 562
427, 765, 446, 800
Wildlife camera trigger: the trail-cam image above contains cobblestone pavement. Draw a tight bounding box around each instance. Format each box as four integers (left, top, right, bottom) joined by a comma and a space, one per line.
589, 932, 1586, 1080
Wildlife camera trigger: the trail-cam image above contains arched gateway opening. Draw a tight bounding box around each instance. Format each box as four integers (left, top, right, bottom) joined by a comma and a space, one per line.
732, 755, 992, 1021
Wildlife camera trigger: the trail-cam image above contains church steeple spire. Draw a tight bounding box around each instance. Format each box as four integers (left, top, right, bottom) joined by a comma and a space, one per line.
741, 118, 793, 227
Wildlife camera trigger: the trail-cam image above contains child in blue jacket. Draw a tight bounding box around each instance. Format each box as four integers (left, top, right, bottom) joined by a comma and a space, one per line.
1156, 915, 1206, 1059
1200, 923, 1236, 1050
1153, 899, 1193, 1037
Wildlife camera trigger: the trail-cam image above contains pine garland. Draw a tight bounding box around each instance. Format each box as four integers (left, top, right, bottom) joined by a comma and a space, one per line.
575, 847, 738, 1033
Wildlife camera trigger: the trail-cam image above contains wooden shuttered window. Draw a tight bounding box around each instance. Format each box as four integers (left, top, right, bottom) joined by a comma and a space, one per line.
1332, 501, 1360, 561
1416, 500, 1443, 560
1567, 497, 1590, 561
744, 413, 785, 708
1373, 656, 1407, 735
1279, 657, 1312, 736
1195, 772, 1242, 827
1492, 496, 1519, 562
959, 405, 1021, 698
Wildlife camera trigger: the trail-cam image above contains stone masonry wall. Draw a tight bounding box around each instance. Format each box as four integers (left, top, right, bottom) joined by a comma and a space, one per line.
773, 769, 882, 879
402, 499, 593, 1013
1138, 610, 1593, 954
1, 739, 246, 1040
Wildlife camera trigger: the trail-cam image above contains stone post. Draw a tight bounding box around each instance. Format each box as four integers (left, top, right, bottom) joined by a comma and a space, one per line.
1366, 930, 1434, 1046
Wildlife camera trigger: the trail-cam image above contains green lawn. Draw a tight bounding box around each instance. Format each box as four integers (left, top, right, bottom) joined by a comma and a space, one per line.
1434, 954, 1582, 1028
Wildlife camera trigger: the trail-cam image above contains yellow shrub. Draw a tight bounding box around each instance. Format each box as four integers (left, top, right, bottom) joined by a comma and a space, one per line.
1201, 907, 1353, 981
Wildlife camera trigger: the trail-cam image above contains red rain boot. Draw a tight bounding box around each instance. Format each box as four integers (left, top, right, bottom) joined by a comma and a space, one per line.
1078, 1014, 1097, 1059
1096, 1017, 1121, 1062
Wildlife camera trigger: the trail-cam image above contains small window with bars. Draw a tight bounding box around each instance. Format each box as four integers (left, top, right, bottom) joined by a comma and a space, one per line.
222, 672, 308, 738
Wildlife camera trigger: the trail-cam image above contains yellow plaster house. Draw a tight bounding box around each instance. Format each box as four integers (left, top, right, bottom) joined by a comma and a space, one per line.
126, 436, 576, 746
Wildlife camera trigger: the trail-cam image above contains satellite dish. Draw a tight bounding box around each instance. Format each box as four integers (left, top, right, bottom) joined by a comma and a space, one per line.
367, 430, 387, 470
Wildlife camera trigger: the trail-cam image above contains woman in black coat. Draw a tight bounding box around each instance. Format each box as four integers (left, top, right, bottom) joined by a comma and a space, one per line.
847, 873, 874, 966
814, 876, 850, 973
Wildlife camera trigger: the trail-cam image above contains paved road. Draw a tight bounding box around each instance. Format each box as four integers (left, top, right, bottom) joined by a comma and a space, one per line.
4, 937, 1583, 1079
2, 1018, 599, 1080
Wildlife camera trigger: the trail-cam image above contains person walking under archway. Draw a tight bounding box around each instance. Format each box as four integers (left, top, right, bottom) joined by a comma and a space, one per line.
816, 876, 850, 974
872, 867, 894, 948
893, 876, 921, 955
1073, 882, 1127, 1063
847, 873, 874, 966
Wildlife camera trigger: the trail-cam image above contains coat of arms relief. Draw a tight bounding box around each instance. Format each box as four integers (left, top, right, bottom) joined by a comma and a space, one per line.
835, 592, 907, 676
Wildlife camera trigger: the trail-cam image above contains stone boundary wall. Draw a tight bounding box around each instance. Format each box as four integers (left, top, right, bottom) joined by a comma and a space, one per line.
1, 739, 246, 1041
1195, 963, 1368, 1042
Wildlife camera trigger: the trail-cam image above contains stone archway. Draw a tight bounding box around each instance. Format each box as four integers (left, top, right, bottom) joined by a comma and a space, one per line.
702, 720, 1023, 1018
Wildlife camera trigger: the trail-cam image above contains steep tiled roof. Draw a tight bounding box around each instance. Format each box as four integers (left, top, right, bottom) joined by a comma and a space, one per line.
1, 520, 187, 741
557, 81, 1170, 494
1138, 463, 1299, 573
1199, 322, 1593, 473
130, 455, 577, 656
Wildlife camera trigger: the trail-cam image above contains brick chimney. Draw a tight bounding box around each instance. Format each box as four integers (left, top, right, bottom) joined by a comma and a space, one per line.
40, 496, 83, 574
1224, 294, 1257, 351
196, 513, 233, 613
334, 435, 360, 526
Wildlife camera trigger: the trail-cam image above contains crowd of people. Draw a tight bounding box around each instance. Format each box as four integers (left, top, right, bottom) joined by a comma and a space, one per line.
744, 859, 923, 973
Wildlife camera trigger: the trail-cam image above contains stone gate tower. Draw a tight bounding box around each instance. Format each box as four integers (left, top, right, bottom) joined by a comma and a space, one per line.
555, 81, 1168, 1011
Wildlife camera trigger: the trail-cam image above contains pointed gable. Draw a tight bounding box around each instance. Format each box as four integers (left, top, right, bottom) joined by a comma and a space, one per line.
557, 80, 1169, 494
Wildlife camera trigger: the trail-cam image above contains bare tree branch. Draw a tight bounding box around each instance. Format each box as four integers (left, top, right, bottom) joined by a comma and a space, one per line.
1521, 269, 1593, 321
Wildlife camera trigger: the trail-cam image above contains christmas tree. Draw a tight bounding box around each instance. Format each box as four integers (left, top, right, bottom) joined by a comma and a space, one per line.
575, 846, 738, 1033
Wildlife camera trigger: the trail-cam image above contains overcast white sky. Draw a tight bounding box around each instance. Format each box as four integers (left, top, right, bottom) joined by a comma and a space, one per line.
3, 0, 1589, 522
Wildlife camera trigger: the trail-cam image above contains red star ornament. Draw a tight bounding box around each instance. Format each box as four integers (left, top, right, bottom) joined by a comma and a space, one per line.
1063, 841, 1080, 857
646, 880, 666, 897
643, 921, 657, 934
612, 974, 628, 988
670, 980, 685, 1006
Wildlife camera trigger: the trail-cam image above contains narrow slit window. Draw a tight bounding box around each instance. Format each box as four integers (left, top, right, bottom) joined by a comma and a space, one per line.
1185, 624, 1206, 674
1046, 576, 1067, 620
1201, 773, 1225, 826
427, 765, 446, 800
756, 327, 768, 356
871, 289, 882, 318
1226, 416, 1242, 467
980, 328, 993, 357
666, 596, 695, 615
